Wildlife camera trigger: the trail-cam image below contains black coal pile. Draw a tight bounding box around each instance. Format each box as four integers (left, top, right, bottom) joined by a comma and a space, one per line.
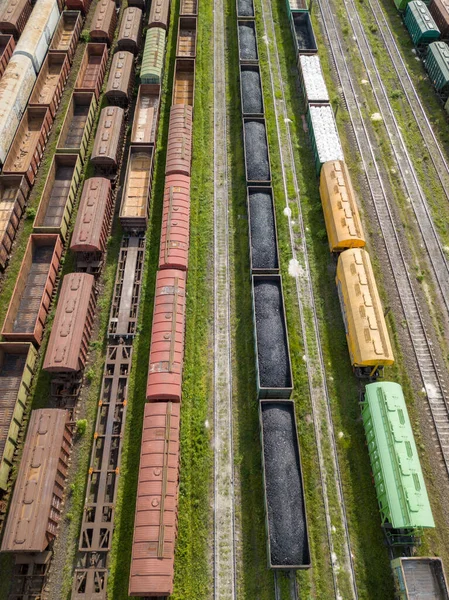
261, 403, 309, 567
293, 14, 314, 50
244, 120, 270, 182
238, 0, 254, 16
238, 22, 257, 61
241, 68, 263, 114
253, 279, 291, 388
249, 191, 278, 270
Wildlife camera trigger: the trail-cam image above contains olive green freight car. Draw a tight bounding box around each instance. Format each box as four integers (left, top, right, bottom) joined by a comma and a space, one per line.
0, 342, 37, 490
140, 27, 166, 85
404, 1, 440, 47
425, 41, 449, 100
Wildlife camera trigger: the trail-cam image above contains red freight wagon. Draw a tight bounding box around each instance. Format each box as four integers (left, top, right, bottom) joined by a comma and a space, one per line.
148, 0, 170, 29
1, 409, 72, 553
74, 43, 108, 100
70, 177, 113, 272
429, 0, 449, 38
146, 269, 186, 402
29, 52, 70, 118
2, 234, 63, 346
165, 104, 193, 177
158, 174, 191, 271
44, 272, 95, 373
0, 0, 32, 39
105, 50, 134, 105
0, 34, 14, 77
131, 84, 161, 145
90, 0, 117, 46
0, 175, 29, 269
117, 6, 142, 54
129, 401, 180, 597
65, 0, 91, 16
49, 11, 82, 63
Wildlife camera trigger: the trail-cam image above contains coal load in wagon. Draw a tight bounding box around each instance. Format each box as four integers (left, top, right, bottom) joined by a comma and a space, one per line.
261, 403, 309, 567
244, 120, 270, 182
249, 190, 278, 270
241, 67, 263, 114
293, 12, 316, 52
254, 279, 290, 388
238, 22, 257, 60
238, 0, 254, 16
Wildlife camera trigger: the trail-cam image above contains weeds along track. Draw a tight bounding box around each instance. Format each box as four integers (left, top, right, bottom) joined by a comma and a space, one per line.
318, 0, 449, 475
259, 0, 357, 597
336, 0, 449, 319
213, 0, 237, 596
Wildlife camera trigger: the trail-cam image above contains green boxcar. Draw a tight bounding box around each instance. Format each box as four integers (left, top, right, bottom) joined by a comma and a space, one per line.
141, 27, 166, 85
391, 557, 449, 600
405, 1, 440, 46
0, 343, 37, 491
362, 381, 434, 544
426, 41, 449, 98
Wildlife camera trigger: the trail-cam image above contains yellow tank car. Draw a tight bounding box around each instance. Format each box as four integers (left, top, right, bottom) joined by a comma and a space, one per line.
319, 160, 366, 252
336, 248, 394, 378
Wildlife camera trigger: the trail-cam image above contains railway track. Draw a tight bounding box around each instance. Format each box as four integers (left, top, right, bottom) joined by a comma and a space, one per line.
259, 0, 357, 598
318, 0, 449, 474
213, 0, 237, 596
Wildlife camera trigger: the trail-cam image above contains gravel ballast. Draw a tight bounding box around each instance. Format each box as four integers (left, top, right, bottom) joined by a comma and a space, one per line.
299, 55, 329, 103
244, 120, 270, 182
238, 22, 257, 61
261, 402, 309, 566
238, 0, 254, 16
253, 278, 291, 389
249, 190, 278, 270
241, 67, 263, 114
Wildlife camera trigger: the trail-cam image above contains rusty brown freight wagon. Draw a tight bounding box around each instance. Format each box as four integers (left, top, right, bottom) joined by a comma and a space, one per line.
173, 58, 195, 106
165, 105, 193, 177
33, 154, 81, 239
1, 409, 72, 553
3, 107, 53, 186
131, 84, 161, 145
119, 146, 153, 231
180, 0, 198, 15
0, 34, 15, 77
91, 105, 125, 172
0, 0, 32, 38
105, 50, 134, 105
2, 234, 63, 346
0, 342, 37, 491
49, 11, 82, 63
65, 0, 90, 15
429, 0, 449, 38
0, 175, 29, 269
117, 6, 142, 54
177, 16, 197, 57
74, 43, 107, 100
56, 92, 96, 161
29, 53, 70, 118
90, 0, 117, 46
148, 0, 170, 29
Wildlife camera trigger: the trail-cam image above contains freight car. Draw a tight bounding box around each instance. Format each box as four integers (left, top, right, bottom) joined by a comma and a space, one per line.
90, 0, 117, 46
362, 382, 434, 543
336, 248, 394, 377
240, 64, 264, 116
146, 269, 186, 402
259, 400, 310, 568
252, 275, 293, 398
298, 54, 329, 105
247, 187, 279, 273
177, 16, 197, 58
428, 0, 449, 37
43, 273, 95, 375
173, 58, 195, 105
129, 401, 180, 598
425, 41, 449, 100
180, 0, 198, 15
3, 106, 52, 186
117, 6, 142, 54
237, 0, 255, 17
105, 50, 135, 105
0, 54, 36, 165
307, 103, 344, 173
291, 11, 317, 59
56, 91, 96, 161
141, 27, 166, 84
0, 342, 37, 491
165, 105, 193, 177
0, 0, 32, 38
243, 118, 271, 185
91, 105, 125, 172
13, 0, 60, 73
65, 0, 90, 15
29, 52, 70, 118
0, 34, 15, 77
286, 0, 308, 13
70, 177, 113, 272
119, 146, 154, 231
319, 160, 365, 252
0, 175, 30, 269
405, 1, 440, 48
148, 0, 170, 30
391, 557, 449, 599
131, 84, 161, 145
2, 234, 62, 346
49, 10, 82, 63
159, 174, 191, 271
1, 408, 72, 553
74, 43, 108, 100
33, 154, 82, 239
238, 19, 258, 62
